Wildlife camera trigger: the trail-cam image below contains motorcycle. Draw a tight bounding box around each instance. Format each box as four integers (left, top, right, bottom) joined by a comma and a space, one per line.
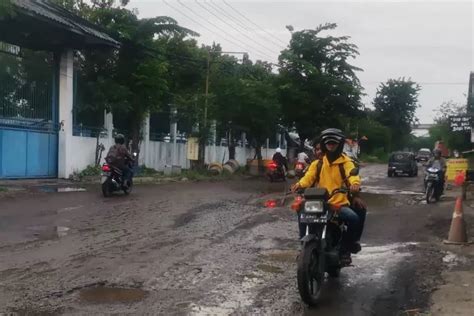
425, 167, 442, 204
292, 187, 353, 306
266, 160, 286, 182
295, 162, 308, 179
101, 152, 137, 197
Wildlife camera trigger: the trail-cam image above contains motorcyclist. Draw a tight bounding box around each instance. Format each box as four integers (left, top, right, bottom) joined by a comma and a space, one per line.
297, 150, 310, 167
292, 128, 365, 260
105, 134, 134, 188
426, 149, 447, 194
272, 148, 288, 174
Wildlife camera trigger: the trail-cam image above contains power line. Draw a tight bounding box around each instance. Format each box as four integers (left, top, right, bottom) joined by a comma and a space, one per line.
206, 0, 283, 50
163, 0, 264, 60
363, 82, 467, 85
222, 0, 287, 46
195, 0, 280, 56
175, 0, 274, 61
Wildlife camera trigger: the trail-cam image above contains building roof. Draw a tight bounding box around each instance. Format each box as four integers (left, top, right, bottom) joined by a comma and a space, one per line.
0, 0, 120, 50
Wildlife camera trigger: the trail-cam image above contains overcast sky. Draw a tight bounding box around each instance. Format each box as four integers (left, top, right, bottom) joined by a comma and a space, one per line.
130, 0, 473, 124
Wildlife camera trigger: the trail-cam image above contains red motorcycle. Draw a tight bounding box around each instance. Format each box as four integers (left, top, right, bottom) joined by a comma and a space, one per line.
295, 162, 308, 179
266, 161, 286, 182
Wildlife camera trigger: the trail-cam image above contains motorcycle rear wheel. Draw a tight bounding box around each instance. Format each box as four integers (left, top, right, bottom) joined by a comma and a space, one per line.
297, 241, 323, 306
102, 180, 112, 198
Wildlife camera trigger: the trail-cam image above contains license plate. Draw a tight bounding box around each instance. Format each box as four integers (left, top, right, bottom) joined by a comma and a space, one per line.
300, 213, 323, 224
395, 170, 403, 174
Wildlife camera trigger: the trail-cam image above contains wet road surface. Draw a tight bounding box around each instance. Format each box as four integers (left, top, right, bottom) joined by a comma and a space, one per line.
0, 164, 455, 315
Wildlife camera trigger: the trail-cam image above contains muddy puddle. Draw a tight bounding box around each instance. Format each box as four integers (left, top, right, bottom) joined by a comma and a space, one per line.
79, 286, 148, 304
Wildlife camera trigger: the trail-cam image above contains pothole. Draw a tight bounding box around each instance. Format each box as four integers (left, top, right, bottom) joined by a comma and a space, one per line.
79, 286, 148, 304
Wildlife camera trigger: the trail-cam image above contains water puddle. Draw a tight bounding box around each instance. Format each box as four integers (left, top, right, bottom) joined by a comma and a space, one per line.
190, 274, 262, 315
363, 185, 423, 196
346, 242, 418, 287
37, 186, 86, 193
79, 286, 148, 304
57, 205, 84, 213
257, 263, 283, 274
262, 249, 297, 263
28, 225, 71, 240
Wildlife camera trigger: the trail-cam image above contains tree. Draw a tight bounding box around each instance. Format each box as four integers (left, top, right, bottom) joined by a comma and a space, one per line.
373, 78, 420, 150
211, 56, 280, 162
60, 0, 197, 151
429, 100, 470, 152
0, 0, 13, 18
278, 23, 363, 149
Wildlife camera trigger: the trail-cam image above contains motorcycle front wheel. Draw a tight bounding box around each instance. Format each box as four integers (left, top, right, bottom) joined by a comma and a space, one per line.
426, 182, 434, 204
297, 241, 323, 306
123, 178, 133, 195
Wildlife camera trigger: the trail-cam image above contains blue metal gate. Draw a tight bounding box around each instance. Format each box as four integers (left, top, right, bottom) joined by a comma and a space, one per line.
0, 46, 58, 179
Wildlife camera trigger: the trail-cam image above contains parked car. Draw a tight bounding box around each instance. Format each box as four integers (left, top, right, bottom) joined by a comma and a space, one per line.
388, 152, 418, 177
416, 148, 432, 162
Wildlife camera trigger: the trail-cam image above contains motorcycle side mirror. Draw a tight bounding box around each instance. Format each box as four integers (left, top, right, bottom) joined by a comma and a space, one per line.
350, 168, 359, 176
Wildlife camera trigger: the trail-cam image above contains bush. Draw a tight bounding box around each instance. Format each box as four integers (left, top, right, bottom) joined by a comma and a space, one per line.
78, 165, 101, 177
136, 165, 160, 177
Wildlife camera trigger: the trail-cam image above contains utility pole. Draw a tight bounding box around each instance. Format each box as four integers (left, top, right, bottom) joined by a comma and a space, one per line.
200, 50, 248, 165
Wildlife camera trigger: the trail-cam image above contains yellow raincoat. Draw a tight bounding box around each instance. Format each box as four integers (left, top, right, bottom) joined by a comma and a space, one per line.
298, 154, 361, 206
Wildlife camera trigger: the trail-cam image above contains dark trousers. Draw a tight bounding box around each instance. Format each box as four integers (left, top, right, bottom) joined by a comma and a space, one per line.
121, 166, 133, 185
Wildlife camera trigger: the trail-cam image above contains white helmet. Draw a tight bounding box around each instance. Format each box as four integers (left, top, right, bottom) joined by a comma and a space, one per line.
276, 147, 282, 153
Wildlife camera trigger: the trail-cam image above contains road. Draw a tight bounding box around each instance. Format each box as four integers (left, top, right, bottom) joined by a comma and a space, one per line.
0, 164, 460, 315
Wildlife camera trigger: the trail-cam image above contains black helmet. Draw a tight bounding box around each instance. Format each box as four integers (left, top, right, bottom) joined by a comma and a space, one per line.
319, 128, 346, 155
115, 133, 125, 145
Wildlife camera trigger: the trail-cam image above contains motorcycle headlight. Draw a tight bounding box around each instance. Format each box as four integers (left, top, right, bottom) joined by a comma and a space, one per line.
304, 201, 324, 213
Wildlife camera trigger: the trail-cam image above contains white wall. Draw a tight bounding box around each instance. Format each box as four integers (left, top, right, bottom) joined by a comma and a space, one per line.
67, 137, 286, 175
140, 141, 190, 171
69, 136, 113, 174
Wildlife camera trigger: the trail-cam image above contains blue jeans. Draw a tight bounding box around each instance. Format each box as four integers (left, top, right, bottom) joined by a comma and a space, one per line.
298, 206, 360, 246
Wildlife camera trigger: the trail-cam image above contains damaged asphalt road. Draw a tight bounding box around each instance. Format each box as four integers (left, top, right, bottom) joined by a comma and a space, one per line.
0, 164, 462, 315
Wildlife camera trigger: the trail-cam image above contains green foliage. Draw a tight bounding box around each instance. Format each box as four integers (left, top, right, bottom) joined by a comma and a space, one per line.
0, 186, 7, 192
373, 78, 420, 150
278, 23, 363, 144
351, 113, 392, 153
78, 165, 102, 177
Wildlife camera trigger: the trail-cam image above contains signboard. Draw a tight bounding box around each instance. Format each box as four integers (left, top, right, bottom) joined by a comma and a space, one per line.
446, 158, 468, 181
187, 137, 199, 161
449, 116, 471, 132
0, 42, 20, 56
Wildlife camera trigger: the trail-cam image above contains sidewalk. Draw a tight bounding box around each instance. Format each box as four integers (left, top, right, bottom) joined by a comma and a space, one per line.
429, 186, 474, 316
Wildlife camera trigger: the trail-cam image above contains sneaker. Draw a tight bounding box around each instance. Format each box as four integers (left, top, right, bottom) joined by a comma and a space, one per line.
350, 242, 362, 254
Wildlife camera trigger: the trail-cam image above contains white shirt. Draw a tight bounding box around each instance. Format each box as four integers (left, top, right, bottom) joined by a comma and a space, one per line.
297, 152, 309, 163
